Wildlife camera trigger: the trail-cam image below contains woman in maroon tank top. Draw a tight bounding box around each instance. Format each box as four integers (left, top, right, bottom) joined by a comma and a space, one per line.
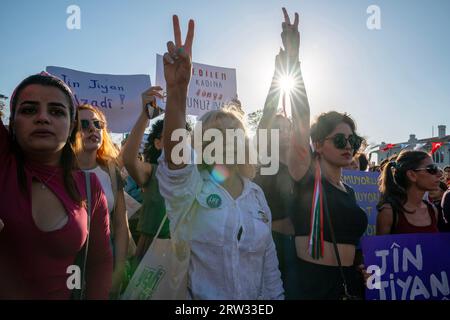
377, 150, 442, 235
0, 73, 113, 299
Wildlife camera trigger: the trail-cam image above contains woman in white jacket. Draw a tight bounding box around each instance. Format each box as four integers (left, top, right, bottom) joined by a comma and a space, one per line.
156, 15, 284, 300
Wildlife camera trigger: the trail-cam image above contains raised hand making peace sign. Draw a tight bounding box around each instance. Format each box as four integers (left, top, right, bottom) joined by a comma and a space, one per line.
162, 15, 195, 169
281, 7, 300, 62
163, 15, 195, 91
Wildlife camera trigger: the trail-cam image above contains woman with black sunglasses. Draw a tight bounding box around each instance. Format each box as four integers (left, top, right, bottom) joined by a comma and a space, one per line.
377, 150, 441, 235
282, 11, 368, 299
289, 112, 368, 299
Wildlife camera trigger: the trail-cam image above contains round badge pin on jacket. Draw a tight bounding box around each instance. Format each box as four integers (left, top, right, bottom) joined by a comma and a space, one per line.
206, 194, 222, 208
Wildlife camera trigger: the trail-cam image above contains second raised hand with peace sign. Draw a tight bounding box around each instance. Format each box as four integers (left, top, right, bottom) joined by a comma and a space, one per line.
281, 8, 312, 182
163, 15, 195, 169
164, 15, 195, 92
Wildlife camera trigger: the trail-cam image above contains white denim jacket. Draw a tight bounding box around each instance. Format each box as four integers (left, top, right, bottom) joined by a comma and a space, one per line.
156, 151, 284, 300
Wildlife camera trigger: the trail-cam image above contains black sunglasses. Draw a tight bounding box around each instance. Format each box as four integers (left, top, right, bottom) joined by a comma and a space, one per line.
80, 119, 105, 131
413, 164, 440, 175
324, 133, 362, 150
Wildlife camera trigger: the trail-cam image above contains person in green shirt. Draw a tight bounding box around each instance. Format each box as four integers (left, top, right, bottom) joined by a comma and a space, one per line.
122, 88, 190, 261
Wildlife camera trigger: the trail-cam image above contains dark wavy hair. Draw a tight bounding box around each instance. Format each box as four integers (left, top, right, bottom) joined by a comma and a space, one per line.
144, 119, 191, 164
377, 150, 430, 214
311, 111, 356, 142
144, 119, 164, 164
310, 111, 361, 155
9, 73, 81, 204
357, 152, 369, 171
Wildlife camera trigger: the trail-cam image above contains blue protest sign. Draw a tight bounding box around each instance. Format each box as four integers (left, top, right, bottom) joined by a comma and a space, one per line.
342, 170, 380, 236
362, 233, 450, 300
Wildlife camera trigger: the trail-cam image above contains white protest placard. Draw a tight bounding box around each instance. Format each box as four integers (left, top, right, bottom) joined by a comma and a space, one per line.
155, 54, 237, 118
46, 66, 151, 133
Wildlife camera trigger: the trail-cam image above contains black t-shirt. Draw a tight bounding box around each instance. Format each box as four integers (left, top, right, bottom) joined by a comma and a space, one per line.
290, 163, 368, 245
253, 163, 294, 221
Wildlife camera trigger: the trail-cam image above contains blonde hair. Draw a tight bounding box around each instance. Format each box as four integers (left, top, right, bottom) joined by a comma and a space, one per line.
195, 106, 256, 179
73, 104, 119, 167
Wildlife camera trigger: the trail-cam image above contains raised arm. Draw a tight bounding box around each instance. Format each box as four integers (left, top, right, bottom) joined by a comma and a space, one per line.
281, 8, 312, 181
258, 50, 284, 130
163, 15, 195, 170
122, 86, 163, 187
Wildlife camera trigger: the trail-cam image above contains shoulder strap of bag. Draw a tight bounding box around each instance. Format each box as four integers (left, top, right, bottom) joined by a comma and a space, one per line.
107, 161, 137, 258
321, 185, 352, 299
107, 161, 119, 237
107, 161, 119, 209
153, 214, 168, 241
146, 194, 198, 255
80, 171, 93, 300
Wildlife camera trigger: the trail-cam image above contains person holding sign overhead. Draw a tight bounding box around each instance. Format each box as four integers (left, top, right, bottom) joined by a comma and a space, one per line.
156, 15, 283, 299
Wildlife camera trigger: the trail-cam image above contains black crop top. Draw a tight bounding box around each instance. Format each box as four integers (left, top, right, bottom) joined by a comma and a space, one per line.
254, 163, 294, 221
290, 164, 368, 245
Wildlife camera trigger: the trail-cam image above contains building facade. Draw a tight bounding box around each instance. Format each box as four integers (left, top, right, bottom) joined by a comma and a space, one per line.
374, 125, 450, 169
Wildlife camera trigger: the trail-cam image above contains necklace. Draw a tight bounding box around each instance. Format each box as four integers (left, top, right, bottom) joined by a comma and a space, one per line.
33, 170, 59, 190
326, 176, 345, 191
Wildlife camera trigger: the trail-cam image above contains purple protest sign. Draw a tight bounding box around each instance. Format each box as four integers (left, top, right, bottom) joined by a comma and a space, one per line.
362, 233, 450, 300
342, 170, 380, 236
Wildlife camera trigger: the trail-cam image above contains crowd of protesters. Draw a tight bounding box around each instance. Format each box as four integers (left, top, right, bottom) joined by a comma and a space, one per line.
0, 8, 449, 300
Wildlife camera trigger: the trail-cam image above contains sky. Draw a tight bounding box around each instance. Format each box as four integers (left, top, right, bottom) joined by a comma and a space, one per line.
1, 0, 450, 147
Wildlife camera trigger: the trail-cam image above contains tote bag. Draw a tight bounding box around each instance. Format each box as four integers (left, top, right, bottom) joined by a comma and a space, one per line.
122, 210, 192, 300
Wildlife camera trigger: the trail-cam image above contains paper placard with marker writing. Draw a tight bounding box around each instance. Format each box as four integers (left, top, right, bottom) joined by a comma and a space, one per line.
155, 54, 237, 118
362, 233, 450, 300
46, 66, 151, 133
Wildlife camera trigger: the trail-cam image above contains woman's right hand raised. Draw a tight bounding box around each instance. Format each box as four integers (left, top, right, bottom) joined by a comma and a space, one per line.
163, 15, 195, 92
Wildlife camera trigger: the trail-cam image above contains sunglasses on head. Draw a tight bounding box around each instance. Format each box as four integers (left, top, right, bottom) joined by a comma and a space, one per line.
413, 164, 440, 175
324, 133, 362, 150
80, 119, 105, 131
